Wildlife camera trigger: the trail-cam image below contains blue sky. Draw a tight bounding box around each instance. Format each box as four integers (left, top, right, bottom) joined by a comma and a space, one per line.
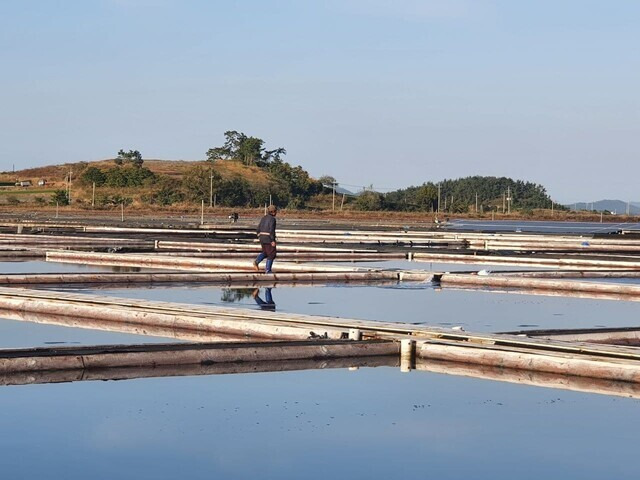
0, 0, 637, 202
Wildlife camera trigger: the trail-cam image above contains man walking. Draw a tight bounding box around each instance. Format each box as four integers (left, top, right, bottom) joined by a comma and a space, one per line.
253, 205, 277, 273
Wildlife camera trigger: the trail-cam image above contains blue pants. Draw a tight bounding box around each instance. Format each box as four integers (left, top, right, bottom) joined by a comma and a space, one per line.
255, 243, 276, 273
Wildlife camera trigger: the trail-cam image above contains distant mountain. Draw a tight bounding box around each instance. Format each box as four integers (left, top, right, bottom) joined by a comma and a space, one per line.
322, 183, 357, 197
567, 199, 640, 215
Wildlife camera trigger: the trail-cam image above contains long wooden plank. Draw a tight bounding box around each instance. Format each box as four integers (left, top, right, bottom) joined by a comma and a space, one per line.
2, 287, 640, 361
0, 339, 398, 373
0, 356, 398, 387
0, 271, 416, 286
45, 250, 371, 273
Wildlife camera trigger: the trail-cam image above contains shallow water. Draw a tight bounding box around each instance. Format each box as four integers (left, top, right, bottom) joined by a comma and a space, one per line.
0, 260, 150, 274
0, 365, 638, 479
1, 260, 639, 478
444, 219, 640, 234
48, 283, 639, 333
0, 316, 176, 348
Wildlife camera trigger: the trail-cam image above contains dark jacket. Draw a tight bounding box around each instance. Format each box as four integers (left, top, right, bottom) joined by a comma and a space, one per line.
257, 214, 276, 244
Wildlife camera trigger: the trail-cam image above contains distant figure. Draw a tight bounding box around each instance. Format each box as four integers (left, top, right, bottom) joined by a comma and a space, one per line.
228, 212, 239, 223
252, 287, 276, 311
253, 205, 277, 273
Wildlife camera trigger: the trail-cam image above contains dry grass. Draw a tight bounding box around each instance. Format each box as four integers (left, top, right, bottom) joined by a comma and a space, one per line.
1, 158, 274, 185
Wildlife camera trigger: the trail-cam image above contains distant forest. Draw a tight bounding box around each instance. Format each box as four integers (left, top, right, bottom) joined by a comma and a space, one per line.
356, 176, 557, 213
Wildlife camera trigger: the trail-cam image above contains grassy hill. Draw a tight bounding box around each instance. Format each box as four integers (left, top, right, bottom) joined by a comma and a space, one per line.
0, 158, 327, 209
1, 159, 272, 186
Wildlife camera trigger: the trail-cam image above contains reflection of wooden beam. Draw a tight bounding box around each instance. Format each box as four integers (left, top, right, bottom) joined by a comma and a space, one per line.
0, 340, 398, 374
416, 252, 640, 270
440, 274, 640, 298
441, 284, 640, 303
0, 356, 398, 387
418, 340, 640, 383
495, 270, 640, 279
416, 359, 640, 399
0, 271, 420, 286
0, 250, 43, 258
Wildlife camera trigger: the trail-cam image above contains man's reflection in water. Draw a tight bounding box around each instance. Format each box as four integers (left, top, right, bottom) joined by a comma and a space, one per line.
252, 287, 276, 311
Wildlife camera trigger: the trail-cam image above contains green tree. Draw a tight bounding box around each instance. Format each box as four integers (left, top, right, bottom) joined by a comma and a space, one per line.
81, 166, 106, 186
181, 166, 220, 202
117, 149, 144, 167
355, 191, 385, 211
217, 177, 251, 206
206, 131, 285, 166
50, 189, 69, 206
105, 165, 154, 187
318, 175, 337, 186
414, 184, 438, 211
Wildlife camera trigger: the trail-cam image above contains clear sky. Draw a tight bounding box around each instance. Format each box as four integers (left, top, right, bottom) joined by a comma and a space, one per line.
0, 0, 638, 202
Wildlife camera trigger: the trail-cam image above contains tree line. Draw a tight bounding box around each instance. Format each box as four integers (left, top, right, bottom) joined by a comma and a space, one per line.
355, 176, 558, 213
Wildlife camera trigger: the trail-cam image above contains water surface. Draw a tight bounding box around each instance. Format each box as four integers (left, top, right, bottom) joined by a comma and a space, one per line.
0, 365, 638, 479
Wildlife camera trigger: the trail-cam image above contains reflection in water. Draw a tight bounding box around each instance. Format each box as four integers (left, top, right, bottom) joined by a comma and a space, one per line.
253, 287, 276, 311
0, 356, 396, 387
220, 288, 256, 303
110, 265, 142, 273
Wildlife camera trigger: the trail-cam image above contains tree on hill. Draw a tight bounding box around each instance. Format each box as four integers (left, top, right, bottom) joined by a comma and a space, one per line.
105, 165, 155, 187
318, 175, 337, 186
50, 189, 69, 206
181, 165, 222, 202
116, 149, 144, 167
206, 131, 286, 166
80, 166, 106, 186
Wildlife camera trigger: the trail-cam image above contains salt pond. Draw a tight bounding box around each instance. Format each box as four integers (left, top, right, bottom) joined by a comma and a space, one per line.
1, 261, 640, 478
1, 364, 638, 479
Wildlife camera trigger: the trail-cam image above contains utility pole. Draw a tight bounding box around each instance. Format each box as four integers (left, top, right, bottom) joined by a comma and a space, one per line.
502, 193, 506, 214
437, 184, 441, 214
506, 186, 511, 214
332, 181, 336, 211
209, 170, 213, 208
475, 192, 478, 213
92, 182, 96, 208
67, 169, 72, 204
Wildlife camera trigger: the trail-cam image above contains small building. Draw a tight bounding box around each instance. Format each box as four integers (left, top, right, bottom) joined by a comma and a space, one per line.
16, 180, 32, 187
38, 179, 47, 186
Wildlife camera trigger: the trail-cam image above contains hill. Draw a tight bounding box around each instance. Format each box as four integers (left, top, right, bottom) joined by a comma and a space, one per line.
0, 158, 324, 209
0, 159, 272, 188
568, 200, 640, 215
